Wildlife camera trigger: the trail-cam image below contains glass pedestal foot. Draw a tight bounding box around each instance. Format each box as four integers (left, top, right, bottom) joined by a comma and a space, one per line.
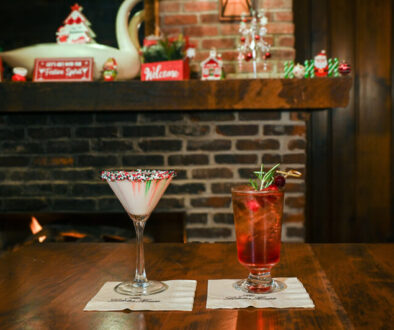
114, 280, 168, 296
233, 278, 286, 294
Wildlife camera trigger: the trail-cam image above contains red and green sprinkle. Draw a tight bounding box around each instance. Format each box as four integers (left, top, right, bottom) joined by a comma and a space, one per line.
101, 169, 176, 182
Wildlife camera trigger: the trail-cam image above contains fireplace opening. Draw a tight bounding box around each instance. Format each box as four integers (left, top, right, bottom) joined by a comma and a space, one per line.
0, 212, 186, 252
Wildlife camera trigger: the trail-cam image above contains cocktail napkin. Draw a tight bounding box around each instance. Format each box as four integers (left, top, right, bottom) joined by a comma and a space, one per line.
84, 280, 197, 311
206, 277, 314, 309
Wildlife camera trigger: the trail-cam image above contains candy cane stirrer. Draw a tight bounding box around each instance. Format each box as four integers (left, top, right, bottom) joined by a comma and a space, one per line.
277, 170, 302, 178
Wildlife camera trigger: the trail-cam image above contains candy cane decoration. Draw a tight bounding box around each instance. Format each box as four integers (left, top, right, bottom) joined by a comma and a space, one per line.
304, 59, 315, 78
328, 58, 339, 77
284, 61, 294, 79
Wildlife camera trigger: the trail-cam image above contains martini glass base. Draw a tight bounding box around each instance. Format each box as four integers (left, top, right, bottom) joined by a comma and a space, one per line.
233, 278, 286, 294
115, 280, 168, 296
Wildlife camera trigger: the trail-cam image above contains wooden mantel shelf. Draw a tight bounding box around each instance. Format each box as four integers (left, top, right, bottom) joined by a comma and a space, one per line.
0, 77, 352, 112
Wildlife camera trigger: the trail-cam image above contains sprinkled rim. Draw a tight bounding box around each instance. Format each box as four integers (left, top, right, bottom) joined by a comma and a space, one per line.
101, 169, 176, 182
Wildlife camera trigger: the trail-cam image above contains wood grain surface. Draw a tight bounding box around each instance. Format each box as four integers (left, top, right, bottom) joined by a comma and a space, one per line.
0, 78, 352, 112
0, 243, 392, 329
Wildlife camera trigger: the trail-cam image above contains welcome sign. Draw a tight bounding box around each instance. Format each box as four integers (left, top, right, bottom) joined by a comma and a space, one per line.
141, 59, 190, 81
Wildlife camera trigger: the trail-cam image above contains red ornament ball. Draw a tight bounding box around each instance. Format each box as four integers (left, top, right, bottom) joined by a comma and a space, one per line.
254, 35, 260, 41
240, 36, 246, 43
339, 62, 351, 75
245, 52, 253, 62
263, 52, 271, 60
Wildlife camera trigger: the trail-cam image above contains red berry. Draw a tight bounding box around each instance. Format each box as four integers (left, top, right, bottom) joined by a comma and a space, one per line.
255, 35, 260, 41
246, 199, 260, 212
267, 184, 279, 191
240, 36, 246, 43
265, 52, 271, 59
274, 175, 286, 188
261, 184, 279, 192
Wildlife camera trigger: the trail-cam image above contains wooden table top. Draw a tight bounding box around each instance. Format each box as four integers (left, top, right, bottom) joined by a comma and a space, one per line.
0, 243, 392, 329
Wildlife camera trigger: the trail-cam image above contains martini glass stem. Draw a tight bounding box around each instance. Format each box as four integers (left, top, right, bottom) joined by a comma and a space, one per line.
132, 216, 149, 286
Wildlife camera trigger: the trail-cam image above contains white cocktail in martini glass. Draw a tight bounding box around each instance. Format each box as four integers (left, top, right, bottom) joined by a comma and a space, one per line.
101, 169, 176, 295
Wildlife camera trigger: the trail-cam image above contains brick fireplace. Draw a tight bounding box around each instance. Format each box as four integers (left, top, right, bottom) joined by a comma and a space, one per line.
0, 110, 306, 243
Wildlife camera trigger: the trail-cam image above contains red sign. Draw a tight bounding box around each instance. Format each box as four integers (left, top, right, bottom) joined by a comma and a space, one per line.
33, 57, 94, 82
141, 59, 190, 81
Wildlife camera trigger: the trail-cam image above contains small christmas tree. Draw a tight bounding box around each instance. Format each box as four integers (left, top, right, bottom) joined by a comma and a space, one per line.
56, 3, 96, 44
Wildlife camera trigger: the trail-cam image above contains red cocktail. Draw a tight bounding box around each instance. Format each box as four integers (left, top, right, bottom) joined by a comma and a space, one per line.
232, 185, 285, 293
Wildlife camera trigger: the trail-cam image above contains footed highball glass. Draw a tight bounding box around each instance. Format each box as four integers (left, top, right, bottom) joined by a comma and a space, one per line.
232, 185, 286, 294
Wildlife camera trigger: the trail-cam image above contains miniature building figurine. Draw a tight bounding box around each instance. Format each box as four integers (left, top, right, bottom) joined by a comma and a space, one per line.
200, 49, 222, 80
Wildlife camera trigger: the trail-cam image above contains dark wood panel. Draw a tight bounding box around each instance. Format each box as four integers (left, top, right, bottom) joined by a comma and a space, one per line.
0, 78, 352, 112
294, 0, 311, 64
306, 110, 332, 241
301, 0, 333, 242
144, 0, 155, 36
355, 0, 392, 241
329, 0, 357, 242
298, 0, 393, 242
392, 0, 394, 242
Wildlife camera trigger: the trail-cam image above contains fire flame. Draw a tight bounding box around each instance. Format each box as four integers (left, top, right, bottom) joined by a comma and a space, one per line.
62, 231, 86, 239
30, 216, 47, 243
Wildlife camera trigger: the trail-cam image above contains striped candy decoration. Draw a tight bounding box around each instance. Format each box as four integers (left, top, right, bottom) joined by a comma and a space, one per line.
284, 61, 294, 78
304, 59, 315, 78
328, 58, 340, 77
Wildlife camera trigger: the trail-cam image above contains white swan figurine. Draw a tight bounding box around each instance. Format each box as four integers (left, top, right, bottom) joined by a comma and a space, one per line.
0, 0, 141, 80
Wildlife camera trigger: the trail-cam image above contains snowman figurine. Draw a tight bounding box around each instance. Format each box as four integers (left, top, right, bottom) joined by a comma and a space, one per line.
314, 50, 328, 77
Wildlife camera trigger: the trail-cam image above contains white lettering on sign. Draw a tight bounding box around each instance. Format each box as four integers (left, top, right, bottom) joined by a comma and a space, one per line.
144, 65, 179, 81
42, 68, 64, 75
65, 67, 88, 76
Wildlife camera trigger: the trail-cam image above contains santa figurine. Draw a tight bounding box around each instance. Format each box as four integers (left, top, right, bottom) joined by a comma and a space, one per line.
314, 50, 328, 77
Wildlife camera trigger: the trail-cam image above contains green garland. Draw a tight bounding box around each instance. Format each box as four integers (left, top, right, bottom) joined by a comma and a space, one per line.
141, 36, 186, 63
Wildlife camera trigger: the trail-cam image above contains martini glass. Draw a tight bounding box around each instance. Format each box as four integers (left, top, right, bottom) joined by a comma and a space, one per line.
101, 169, 176, 296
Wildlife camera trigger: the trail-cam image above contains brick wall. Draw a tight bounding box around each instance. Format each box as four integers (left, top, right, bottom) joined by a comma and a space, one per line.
159, 0, 294, 77
0, 111, 307, 242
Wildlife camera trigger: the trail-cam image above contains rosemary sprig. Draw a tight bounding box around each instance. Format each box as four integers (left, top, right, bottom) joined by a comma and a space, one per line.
249, 178, 259, 190
249, 163, 280, 191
